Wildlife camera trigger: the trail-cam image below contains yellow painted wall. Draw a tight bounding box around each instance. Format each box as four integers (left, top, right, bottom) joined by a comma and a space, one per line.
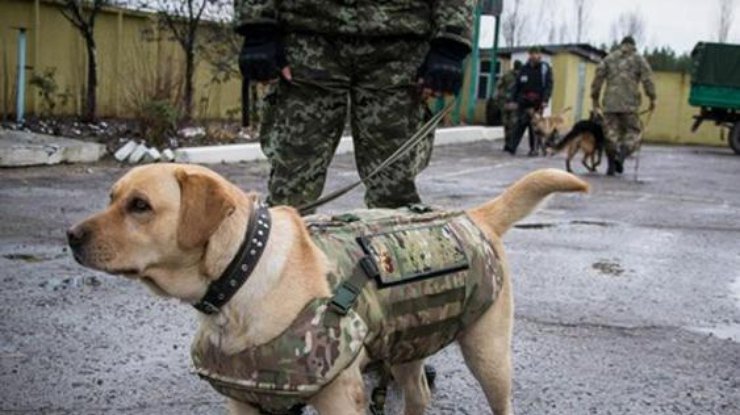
649, 71, 724, 144
0, 0, 241, 120
0, 0, 730, 146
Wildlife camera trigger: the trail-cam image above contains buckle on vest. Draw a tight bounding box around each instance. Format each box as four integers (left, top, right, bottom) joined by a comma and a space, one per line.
329, 256, 378, 316
329, 282, 360, 315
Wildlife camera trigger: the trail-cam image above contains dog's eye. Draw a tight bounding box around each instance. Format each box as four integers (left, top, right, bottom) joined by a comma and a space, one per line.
129, 197, 152, 213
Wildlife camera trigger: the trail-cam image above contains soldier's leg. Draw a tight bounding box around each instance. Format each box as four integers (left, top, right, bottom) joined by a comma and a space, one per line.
527, 122, 537, 155
259, 34, 348, 209
502, 109, 516, 151
510, 107, 531, 154
602, 113, 620, 175
350, 38, 428, 208
621, 112, 643, 158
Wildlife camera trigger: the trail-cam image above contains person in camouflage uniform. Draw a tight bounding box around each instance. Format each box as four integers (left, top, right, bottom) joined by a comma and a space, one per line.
498, 60, 522, 153
591, 36, 657, 175
234, 0, 475, 210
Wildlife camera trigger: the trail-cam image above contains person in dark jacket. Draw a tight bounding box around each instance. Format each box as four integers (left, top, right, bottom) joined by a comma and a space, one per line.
506, 46, 554, 155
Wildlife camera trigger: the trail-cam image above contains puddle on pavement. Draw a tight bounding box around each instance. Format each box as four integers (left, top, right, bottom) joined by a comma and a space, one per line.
592, 259, 625, 277
39, 275, 102, 291
515, 220, 615, 230
2, 253, 46, 262
515, 223, 556, 229
686, 276, 740, 343
2, 251, 68, 263
688, 325, 740, 343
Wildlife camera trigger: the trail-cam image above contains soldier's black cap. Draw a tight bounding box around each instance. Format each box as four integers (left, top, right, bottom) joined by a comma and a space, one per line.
621, 36, 636, 46
513, 60, 523, 70
528, 46, 543, 53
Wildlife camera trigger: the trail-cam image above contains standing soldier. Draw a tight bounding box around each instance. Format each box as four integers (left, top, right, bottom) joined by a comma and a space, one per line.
508, 47, 553, 156
234, 0, 474, 403
591, 36, 657, 176
499, 60, 522, 153
235, 0, 474, 210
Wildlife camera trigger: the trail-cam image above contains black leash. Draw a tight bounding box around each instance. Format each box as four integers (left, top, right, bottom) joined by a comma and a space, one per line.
297, 100, 455, 215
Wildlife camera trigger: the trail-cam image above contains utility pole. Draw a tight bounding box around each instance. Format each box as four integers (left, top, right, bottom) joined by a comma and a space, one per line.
15, 28, 27, 124
464, 2, 483, 124
486, 3, 503, 99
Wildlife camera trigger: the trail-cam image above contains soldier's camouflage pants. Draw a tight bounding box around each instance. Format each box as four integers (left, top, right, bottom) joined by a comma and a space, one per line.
500, 107, 518, 149
260, 33, 432, 210
603, 112, 642, 158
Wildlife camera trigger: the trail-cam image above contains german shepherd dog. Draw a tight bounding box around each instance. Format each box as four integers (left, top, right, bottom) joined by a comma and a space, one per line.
530, 107, 571, 156
548, 111, 606, 173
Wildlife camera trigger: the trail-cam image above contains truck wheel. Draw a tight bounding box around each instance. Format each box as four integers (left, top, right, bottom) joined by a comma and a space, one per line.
730, 122, 740, 155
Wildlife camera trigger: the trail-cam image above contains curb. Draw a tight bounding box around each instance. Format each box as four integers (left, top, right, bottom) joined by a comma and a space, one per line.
174, 126, 503, 164
0, 130, 106, 167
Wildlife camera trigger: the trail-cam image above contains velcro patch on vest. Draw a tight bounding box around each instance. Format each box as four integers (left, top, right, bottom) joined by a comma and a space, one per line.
357, 223, 470, 288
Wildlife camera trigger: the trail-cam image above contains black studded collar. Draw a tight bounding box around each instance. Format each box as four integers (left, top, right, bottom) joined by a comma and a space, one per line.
193, 201, 271, 315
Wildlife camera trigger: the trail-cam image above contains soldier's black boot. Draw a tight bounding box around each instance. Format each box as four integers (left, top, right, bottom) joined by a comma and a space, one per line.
614, 146, 626, 174
606, 154, 616, 176
614, 152, 624, 174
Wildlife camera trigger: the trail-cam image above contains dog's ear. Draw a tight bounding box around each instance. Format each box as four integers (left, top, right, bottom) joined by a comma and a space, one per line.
175, 169, 236, 250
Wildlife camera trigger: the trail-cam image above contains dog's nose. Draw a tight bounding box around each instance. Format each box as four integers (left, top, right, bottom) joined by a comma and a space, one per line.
67, 225, 89, 249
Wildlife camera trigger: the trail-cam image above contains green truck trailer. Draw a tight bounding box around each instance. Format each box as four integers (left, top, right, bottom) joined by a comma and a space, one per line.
689, 42, 740, 154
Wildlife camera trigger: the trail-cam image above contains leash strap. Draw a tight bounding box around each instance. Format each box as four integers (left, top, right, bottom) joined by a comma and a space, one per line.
633, 108, 655, 182
297, 100, 455, 214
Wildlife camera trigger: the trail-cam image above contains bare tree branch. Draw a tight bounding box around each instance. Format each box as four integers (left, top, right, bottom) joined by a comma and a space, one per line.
57, 0, 109, 120
717, 0, 735, 42
138, 0, 229, 120
610, 9, 647, 46
502, 0, 529, 47
572, 0, 591, 43
59, 7, 86, 33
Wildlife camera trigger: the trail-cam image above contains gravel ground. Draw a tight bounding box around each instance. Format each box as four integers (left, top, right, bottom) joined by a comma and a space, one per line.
0, 142, 738, 414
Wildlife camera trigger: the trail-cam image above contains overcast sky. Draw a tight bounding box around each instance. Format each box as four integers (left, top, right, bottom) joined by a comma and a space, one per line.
484, 0, 740, 53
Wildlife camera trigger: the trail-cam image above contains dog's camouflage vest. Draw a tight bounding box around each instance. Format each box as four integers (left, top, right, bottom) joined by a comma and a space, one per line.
192, 208, 503, 414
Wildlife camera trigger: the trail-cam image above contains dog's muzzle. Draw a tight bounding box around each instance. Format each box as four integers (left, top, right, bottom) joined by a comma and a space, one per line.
67, 224, 89, 264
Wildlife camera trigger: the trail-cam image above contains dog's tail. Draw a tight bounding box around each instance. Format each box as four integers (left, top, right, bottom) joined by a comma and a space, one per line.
551, 128, 581, 153
469, 169, 589, 237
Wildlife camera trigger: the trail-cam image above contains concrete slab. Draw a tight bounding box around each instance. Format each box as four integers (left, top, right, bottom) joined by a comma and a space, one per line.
142, 147, 162, 163
175, 126, 503, 164
127, 143, 148, 164
161, 148, 175, 162
113, 140, 137, 162
0, 129, 106, 167
2, 144, 739, 414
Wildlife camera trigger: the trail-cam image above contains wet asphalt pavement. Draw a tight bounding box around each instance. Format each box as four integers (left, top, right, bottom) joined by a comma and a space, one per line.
0, 142, 738, 414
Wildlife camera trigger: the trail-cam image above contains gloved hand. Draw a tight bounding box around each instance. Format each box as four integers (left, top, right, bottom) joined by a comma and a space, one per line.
237, 24, 288, 82
418, 38, 471, 95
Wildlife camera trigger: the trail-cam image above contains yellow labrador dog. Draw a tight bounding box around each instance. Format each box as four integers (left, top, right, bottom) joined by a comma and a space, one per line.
68, 164, 587, 415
